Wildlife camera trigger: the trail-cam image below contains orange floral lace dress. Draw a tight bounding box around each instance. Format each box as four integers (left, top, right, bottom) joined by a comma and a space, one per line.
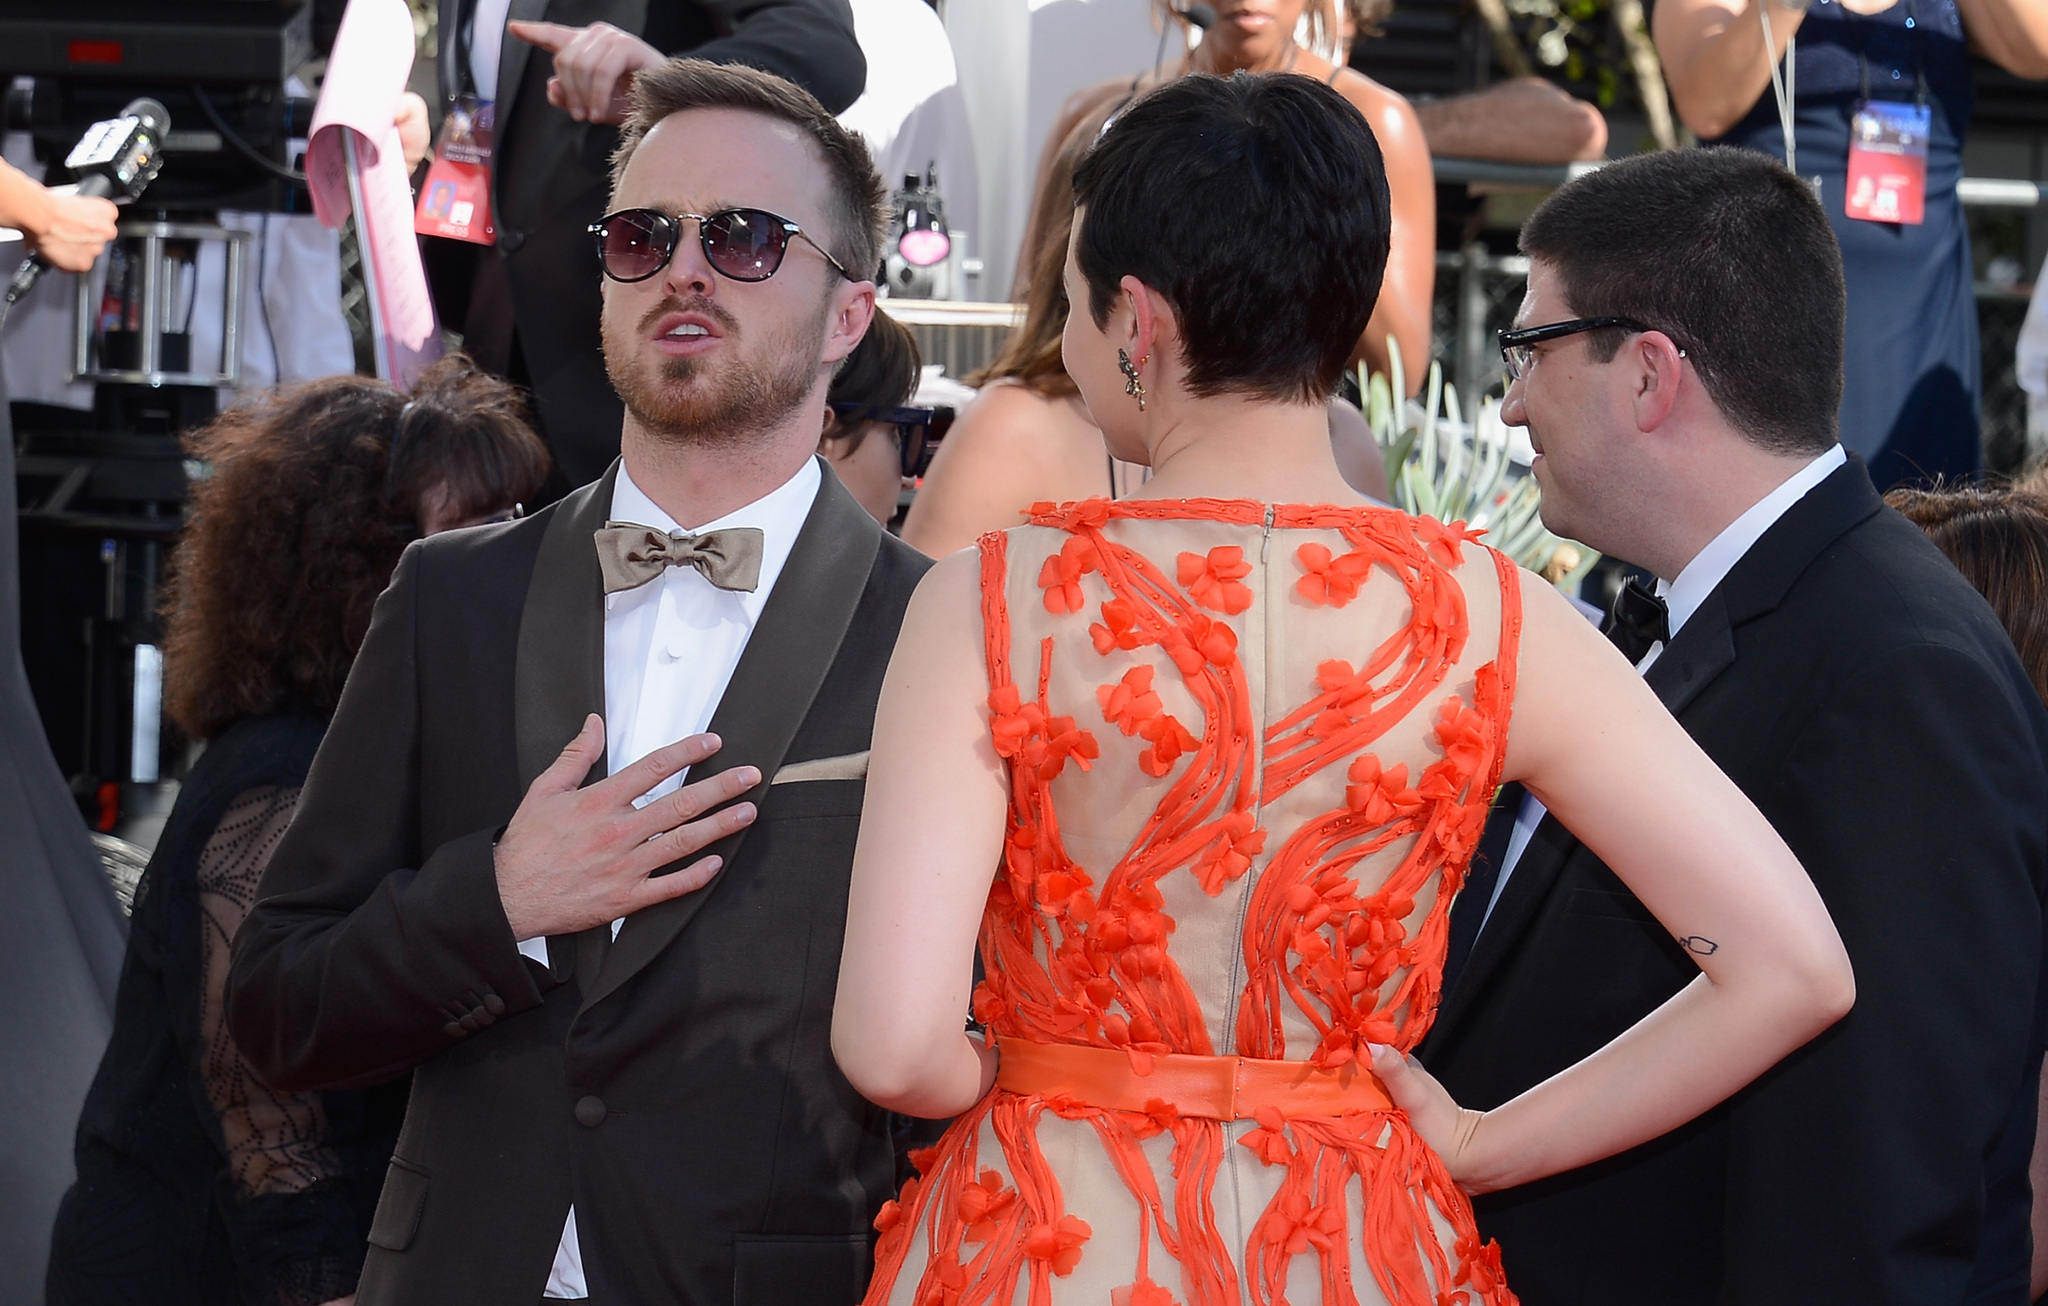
864, 499, 1523, 1306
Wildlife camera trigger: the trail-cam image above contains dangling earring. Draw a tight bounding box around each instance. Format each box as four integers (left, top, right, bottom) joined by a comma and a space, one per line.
1119, 348, 1146, 411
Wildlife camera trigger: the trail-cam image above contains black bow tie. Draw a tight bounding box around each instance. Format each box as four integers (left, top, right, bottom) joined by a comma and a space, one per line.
1604, 576, 1671, 664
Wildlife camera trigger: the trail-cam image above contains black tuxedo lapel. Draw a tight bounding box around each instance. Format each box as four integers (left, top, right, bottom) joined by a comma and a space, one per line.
488, 0, 563, 214
1433, 802, 1579, 1037
437, 0, 465, 107
1441, 783, 1523, 993
579, 461, 883, 1012
514, 466, 617, 988
513, 464, 616, 793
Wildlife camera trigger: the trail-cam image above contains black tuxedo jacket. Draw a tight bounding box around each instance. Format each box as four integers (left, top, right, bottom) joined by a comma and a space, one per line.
427, 0, 865, 489
227, 461, 930, 1305
1418, 458, 2048, 1305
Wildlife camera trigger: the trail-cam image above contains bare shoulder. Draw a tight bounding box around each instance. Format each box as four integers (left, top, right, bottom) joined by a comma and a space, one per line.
951, 382, 1095, 461
1330, 67, 1427, 150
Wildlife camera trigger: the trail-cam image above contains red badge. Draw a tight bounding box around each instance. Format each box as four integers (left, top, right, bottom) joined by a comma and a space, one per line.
415, 95, 495, 244
1845, 100, 1930, 226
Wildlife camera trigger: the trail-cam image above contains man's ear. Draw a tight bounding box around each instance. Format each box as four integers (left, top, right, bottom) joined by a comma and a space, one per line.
1630, 330, 1687, 433
821, 279, 877, 366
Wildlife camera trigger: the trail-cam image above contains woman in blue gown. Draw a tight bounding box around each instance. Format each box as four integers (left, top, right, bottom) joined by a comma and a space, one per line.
1656, 0, 2048, 488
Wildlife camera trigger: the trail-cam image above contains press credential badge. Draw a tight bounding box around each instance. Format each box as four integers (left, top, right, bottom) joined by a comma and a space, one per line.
1845, 99, 1930, 225
415, 95, 496, 244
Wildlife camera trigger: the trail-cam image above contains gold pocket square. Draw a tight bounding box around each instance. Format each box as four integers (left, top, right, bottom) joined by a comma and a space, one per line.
770, 751, 870, 785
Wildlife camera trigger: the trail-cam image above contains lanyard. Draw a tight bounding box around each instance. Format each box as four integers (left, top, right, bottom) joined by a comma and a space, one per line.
1760, 0, 1800, 175
1854, 0, 1931, 107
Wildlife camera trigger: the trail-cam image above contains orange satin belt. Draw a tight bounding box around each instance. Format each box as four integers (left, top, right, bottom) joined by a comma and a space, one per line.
995, 1036, 1394, 1120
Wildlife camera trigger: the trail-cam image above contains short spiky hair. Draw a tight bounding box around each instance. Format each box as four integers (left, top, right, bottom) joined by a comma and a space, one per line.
611, 59, 889, 285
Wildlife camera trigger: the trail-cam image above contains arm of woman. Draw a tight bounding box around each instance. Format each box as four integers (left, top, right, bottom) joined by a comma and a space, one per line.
0, 158, 118, 273
901, 384, 1093, 559
192, 786, 371, 1304
1335, 73, 1434, 388
1379, 575, 1854, 1193
833, 550, 1008, 1118
1954, 0, 2048, 78
1652, 0, 1805, 140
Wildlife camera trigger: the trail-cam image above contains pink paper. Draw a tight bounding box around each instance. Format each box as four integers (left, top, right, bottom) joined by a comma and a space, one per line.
306, 0, 442, 388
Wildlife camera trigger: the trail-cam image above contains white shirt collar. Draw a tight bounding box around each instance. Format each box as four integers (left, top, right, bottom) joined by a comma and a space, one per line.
1658, 444, 1845, 638
605, 455, 822, 617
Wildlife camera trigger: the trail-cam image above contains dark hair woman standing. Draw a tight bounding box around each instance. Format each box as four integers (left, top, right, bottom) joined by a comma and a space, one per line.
46, 355, 547, 1306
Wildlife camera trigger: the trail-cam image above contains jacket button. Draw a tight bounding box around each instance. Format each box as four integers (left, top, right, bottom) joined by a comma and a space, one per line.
443, 1021, 466, 1039
574, 1095, 607, 1128
499, 228, 525, 253
483, 993, 506, 1016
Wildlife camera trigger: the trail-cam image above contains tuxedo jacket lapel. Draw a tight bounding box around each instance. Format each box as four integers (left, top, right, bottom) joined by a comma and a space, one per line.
514, 465, 616, 793
1433, 806, 1578, 1037
580, 462, 883, 1012
514, 467, 615, 989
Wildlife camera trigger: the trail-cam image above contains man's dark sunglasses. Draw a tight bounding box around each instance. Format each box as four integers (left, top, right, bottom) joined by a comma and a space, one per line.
588, 207, 855, 285
830, 402, 956, 477
1499, 316, 1684, 381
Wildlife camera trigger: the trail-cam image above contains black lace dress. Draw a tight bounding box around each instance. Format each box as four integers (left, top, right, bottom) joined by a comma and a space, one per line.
47, 713, 409, 1306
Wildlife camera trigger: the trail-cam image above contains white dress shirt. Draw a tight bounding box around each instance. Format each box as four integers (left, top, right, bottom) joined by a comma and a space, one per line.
520, 456, 821, 1298
1478, 444, 1847, 932
467, 0, 515, 103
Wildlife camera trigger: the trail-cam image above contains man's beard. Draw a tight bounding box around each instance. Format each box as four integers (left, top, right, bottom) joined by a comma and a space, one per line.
603, 294, 825, 448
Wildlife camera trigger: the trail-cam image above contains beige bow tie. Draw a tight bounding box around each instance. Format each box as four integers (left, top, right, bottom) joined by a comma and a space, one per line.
593, 522, 765, 594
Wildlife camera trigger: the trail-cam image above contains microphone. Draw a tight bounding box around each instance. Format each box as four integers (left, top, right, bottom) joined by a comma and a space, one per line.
5, 97, 169, 309
1183, 2, 1217, 27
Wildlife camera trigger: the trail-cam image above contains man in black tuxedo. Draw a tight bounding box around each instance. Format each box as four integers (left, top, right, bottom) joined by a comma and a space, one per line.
1418, 148, 2048, 1304
228, 62, 925, 1305
424, 0, 864, 492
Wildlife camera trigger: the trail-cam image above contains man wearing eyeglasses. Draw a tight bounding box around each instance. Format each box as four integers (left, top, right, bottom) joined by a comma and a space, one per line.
228, 61, 930, 1306
1416, 146, 2048, 1304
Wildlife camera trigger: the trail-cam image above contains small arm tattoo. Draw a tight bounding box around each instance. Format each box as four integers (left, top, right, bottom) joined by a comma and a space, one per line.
1676, 935, 1719, 956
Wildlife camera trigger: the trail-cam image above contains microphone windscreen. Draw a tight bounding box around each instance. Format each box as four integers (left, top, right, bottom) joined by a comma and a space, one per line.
119, 98, 170, 138
1183, 2, 1217, 28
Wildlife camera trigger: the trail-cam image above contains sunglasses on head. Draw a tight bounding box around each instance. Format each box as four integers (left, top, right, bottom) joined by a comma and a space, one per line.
829, 402, 956, 478
588, 207, 856, 285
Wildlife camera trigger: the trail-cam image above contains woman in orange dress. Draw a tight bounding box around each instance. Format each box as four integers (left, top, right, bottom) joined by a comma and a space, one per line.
834, 73, 1854, 1306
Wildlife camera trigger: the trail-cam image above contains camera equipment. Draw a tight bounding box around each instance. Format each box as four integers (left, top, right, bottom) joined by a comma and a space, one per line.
4, 2, 316, 831
1, 1, 315, 213
883, 167, 958, 301
4, 97, 169, 316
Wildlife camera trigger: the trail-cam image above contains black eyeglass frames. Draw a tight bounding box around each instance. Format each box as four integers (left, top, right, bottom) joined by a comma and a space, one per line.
588, 206, 856, 285
1498, 316, 1685, 382
829, 402, 956, 478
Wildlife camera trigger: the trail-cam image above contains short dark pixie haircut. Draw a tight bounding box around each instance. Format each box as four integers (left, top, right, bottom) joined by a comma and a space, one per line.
1071, 72, 1391, 404
1520, 147, 1845, 456
612, 59, 889, 285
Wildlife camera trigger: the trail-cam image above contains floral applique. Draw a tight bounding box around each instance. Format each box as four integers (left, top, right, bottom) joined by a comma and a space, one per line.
988, 684, 1099, 781
1022, 1214, 1092, 1276
957, 1169, 1017, 1243
1111, 1279, 1182, 1306
1178, 546, 1254, 615
1194, 810, 1266, 896
1239, 1107, 1294, 1166
1295, 541, 1372, 606
1091, 598, 1145, 654
1039, 535, 1099, 615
